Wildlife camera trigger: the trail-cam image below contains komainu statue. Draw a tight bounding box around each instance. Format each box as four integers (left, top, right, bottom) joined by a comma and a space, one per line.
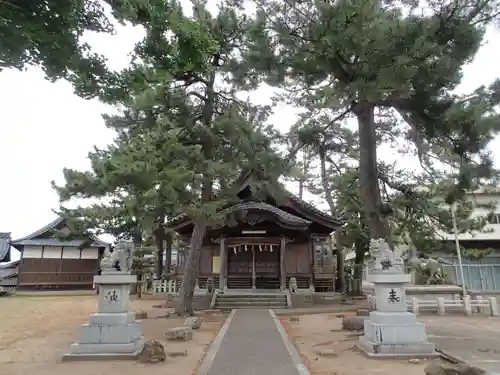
289, 277, 297, 294
100, 240, 133, 273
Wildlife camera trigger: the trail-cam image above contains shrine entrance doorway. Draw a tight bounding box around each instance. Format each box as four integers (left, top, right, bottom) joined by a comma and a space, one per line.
226, 239, 281, 290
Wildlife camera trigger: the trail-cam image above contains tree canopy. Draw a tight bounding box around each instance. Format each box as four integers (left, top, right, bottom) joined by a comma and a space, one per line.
242, 0, 500, 242
38, 0, 500, 302
53, 0, 286, 314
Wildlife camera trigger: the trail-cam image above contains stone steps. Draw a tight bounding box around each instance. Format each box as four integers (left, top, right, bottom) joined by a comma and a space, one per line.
215, 293, 288, 310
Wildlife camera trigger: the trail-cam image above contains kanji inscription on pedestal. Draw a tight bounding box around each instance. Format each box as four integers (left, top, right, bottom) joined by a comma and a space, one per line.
388, 288, 400, 304
105, 289, 120, 304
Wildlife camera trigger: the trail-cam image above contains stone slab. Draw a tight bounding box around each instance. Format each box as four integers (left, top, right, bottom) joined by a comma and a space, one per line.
78, 322, 142, 344
88, 312, 136, 325
355, 342, 440, 359
94, 273, 137, 284
166, 327, 193, 341
368, 311, 418, 324
61, 349, 142, 362
66, 336, 145, 355
358, 335, 438, 357
363, 320, 430, 344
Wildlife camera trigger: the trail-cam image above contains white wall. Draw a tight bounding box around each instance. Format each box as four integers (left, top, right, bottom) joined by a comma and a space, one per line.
80, 248, 99, 259
21, 246, 100, 260
22, 246, 43, 258
439, 194, 500, 241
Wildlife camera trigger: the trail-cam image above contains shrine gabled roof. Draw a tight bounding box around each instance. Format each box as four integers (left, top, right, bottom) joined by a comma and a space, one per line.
169, 201, 312, 230
11, 217, 109, 249
220, 201, 312, 228
169, 169, 343, 230
242, 169, 341, 226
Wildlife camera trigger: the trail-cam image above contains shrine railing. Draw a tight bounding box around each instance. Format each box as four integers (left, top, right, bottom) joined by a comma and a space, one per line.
367, 294, 499, 316
313, 265, 335, 274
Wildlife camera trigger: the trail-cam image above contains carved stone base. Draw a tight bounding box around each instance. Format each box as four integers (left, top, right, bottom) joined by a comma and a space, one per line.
357, 310, 438, 358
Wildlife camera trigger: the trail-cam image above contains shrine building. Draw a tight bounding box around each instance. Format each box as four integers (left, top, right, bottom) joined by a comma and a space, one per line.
168, 170, 341, 296
11, 217, 109, 291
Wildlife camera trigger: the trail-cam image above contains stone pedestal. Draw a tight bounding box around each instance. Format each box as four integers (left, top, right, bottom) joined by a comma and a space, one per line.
62, 271, 144, 361
357, 271, 438, 359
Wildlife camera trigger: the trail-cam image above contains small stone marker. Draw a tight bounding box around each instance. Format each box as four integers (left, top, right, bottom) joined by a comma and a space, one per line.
342, 316, 366, 331
138, 340, 166, 363
184, 316, 202, 330
356, 309, 370, 317
425, 361, 484, 375
136, 310, 148, 320
317, 349, 337, 358
166, 326, 193, 341
290, 316, 300, 323
168, 349, 188, 357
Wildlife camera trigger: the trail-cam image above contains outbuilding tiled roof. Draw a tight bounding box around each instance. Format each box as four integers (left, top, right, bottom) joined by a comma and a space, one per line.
11, 217, 109, 249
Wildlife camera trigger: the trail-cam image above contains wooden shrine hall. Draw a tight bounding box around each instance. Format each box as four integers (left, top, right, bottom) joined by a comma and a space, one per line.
168, 171, 341, 292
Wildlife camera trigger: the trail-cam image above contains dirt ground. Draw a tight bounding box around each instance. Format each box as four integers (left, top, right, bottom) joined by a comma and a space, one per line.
281, 313, 440, 375
0, 295, 226, 375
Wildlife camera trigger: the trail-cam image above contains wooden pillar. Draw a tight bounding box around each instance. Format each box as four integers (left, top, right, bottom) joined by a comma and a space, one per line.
252, 247, 256, 290
280, 236, 286, 291
219, 237, 227, 292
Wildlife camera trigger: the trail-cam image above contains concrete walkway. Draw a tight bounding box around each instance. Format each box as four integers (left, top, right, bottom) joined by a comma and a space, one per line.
198, 309, 306, 375
422, 316, 500, 372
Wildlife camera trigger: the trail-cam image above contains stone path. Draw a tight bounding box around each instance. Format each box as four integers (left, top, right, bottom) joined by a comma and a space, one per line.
422, 316, 500, 372
202, 309, 303, 375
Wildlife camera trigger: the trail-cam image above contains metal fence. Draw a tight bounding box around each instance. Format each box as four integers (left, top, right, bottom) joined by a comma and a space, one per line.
442, 264, 500, 291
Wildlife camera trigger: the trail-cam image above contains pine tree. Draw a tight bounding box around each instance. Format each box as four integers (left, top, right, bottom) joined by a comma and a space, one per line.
288, 91, 496, 293
54, 0, 284, 315
244, 0, 500, 243
0, 0, 120, 92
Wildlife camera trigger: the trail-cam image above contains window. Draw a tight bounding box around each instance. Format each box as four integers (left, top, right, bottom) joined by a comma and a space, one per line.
314, 239, 333, 266
486, 213, 500, 224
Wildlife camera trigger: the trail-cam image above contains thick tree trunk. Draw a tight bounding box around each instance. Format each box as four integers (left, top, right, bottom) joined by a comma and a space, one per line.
155, 228, 164, 279
164, 231, 172, 275
175, 220, 207, 316
175, 71, 215, 316
334, 230, 345, 293
351, 235, 368, 295
356, 104, 391, 242
319, 145, 345, 293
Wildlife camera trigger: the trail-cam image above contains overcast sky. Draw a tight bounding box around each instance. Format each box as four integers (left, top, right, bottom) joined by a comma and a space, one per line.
1, 19, 500, 261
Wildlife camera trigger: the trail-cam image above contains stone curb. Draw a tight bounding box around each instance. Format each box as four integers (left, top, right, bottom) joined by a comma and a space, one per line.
269, 309, 310, 375
437, 348, 489, 373
196, 309, 236, 375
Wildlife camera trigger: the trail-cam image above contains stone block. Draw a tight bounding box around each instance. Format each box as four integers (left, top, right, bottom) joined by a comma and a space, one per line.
136, 311, 148, 320
78, 322, 142, 344
168, 349, 188, 357
342, 316, 366, 331
356, 309, 370, 316
289, 316, 300, 323
137, 340, 166, 363
317, 349, 337, 358
425, 361, 485, 375
165, 326, 193, 341
88, 312, 135, 325
184, 316, 201, 330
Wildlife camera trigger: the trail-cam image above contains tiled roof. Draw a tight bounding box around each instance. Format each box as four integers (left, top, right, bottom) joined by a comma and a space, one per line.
220, 201, 312, 227
169, 169, 342, 228
0, 232, 11, 262
11, 217, 109, 249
